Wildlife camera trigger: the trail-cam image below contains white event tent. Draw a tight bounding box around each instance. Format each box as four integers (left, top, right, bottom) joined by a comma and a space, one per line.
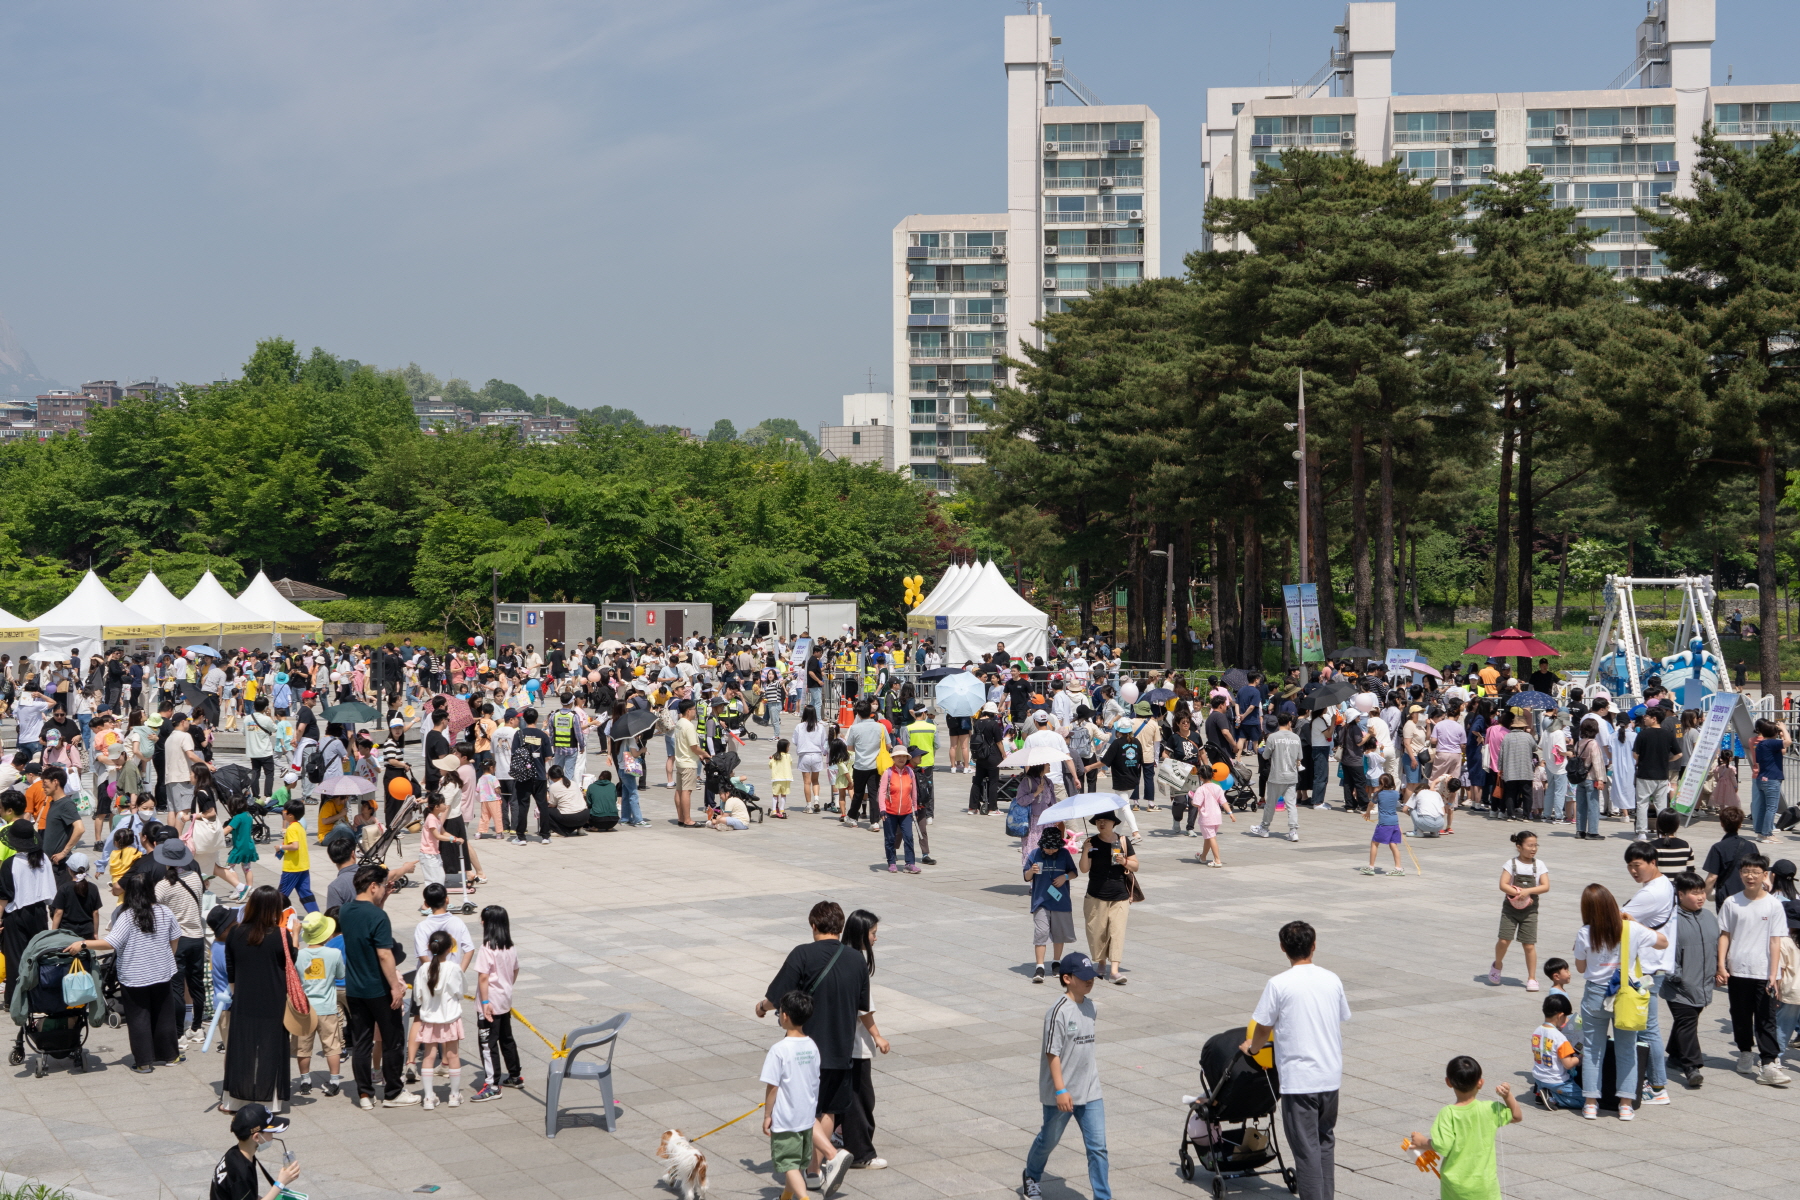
237, 571, 324, 641
937, 560, 1049, 664
125, 572, 220, 648
183, 571, 275, 651
33, 571, 162, 660
0, 604, 37, 660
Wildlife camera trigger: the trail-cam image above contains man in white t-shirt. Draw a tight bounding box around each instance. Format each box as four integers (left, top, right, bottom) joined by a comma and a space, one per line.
1244, 921, 1351, 1200
1541, 719, 1572, 824
1622, 843, 1677, 1104
1718, 854, 1790, 1085
1402, 786, 1447, 837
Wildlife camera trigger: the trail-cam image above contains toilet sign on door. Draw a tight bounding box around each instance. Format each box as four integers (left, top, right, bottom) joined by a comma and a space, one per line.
646, 610, 656, 625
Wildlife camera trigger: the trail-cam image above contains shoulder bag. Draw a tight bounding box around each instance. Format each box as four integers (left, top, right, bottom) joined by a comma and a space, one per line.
281, 928, 319, 1038
1611, 918, 1650, 1032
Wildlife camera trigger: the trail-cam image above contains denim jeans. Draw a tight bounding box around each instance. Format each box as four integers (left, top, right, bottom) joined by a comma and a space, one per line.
1580, 983, 1642, 1100
552, 748, 581, 784
1543, 772, 1570, 821
807, 687, 822, 716
765, 707, 783, 741
1535, 1076, 1582, 1110
1024, 1100, 1109, 1200
1642, 971, 1667, 1090
1777, 1001, 1800, 1052
883, 813, 915, 866
1753, 777, 1782, 837
1576, 781, 1601, 836
618, 772, 643, 824
1409, 813, 1445, 836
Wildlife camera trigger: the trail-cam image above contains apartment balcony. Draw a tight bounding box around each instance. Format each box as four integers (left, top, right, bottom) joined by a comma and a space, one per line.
909, 279, 1008, 294
906, 245, 1007, 260
1714, 120, 1800, 136
910, 383, 995, 395
1044, 209, 1143, 224
1610, 264, 1666, 278
1557, 162, 1672, 177
1404, 166, 1492, 180
1045, 139, 1143, 155
1257, 130, 1357, 147
1045, 244, 1145, 258
1586, 229, 1655, 245
1528, 124, 1677, 142
1043, 176, 1144, 191
1393, 129, 1489, 145
907, 347, 1005, 361
1552, 196, 1666, 211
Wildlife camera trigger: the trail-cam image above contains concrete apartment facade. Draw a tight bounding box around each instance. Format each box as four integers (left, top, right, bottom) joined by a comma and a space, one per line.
1204, 0, 1784, 280
894, 9, 1159, 492
818, 392, 898, 470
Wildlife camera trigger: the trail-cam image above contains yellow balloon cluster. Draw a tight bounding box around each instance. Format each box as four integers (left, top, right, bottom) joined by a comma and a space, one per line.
903, 574, 925, 609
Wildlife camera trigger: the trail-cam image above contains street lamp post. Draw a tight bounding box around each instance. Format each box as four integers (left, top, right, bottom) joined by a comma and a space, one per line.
1149, 545, 1173, 672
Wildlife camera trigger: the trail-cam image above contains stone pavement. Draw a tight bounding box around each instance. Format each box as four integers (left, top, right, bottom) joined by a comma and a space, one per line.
6, 732, 1800, 1200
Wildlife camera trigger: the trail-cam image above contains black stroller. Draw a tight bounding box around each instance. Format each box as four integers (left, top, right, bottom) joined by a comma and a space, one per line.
702, 749, 763, 823
1178, 1029, 1296, 1197
216, 762, 275, 843
18, 947, 112, 1077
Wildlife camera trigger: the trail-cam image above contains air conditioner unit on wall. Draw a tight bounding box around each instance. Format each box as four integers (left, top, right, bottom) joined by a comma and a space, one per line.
1043, 245, 1059, 255
1554, 124, 1569, 137
1481, 129, 1496, 140
1451, 165, 1466, 176
989, 245, 1006, 255
990, 280, 1007, 290
1043, 278, 1059, 289
1480, 163, 1495, 173
1340, 129, 1355, 142
1098, 177, 1114, 187
1044, 141, 1059, 153
1130, 139, 1145, 150
1128, 210, 1143, 220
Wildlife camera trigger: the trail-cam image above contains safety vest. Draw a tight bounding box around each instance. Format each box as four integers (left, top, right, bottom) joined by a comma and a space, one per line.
905, 719, 936, 769
550, 709, 578, 748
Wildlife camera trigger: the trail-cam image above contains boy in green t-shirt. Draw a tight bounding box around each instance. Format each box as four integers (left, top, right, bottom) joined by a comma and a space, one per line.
1407, 1055, 1522, 1200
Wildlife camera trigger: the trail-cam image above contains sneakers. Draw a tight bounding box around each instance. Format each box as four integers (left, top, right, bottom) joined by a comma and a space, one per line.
1581, 1101, 1597, 1120
887, 864, 899, 873
1525, 979, 1540, 992
1020, 1176, 1044, 1200
358, 1095, 375, 1110
507, 837, 527, 846
1641, 1087, 1670, 1105
905, 864, 920, 874
1758, 1062, 1792, 1087
1287, 831, 1300, 843
820, 1149, 852, 1197
1033, 964, 1046, 984
1359, 866, 1377, 876
1617, 1103, 1635, 1121
1248, 826, 1270, 838
471, 1084, 503, 1102
1686, 1070, 1704, 1089
1387, 868, 1405, 876
295, 1077, 313, 1095
502, 1073, 525, 1088
383, 1091, 423, 1107
448, 1090, 461, 1107
323, 1080, 341, 1097
850, 1158, 887, 1170
1739, 1050, 1759, 1076
1486, 965, 1503, 986
422, 1090, 437, 1111
920, 856, 937, 865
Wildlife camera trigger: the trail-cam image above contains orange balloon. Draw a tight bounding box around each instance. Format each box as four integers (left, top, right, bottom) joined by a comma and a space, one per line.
387, 776, 414, 801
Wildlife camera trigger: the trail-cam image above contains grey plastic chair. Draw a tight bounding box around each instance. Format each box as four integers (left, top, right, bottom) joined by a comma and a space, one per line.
544, 1012, 631, 1138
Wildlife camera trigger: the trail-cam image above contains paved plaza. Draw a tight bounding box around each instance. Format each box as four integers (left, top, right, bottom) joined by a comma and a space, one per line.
6, 735, 1800, 1200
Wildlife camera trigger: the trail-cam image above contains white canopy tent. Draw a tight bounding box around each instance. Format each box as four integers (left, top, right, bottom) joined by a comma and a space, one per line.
33, 571, 162, 660
0, 603, 37, 660
183, 572, 275, 651
236, 571, 324, 641
125, 572, 220, 648
938, 561, 1050, 665
904, 562, 977, 636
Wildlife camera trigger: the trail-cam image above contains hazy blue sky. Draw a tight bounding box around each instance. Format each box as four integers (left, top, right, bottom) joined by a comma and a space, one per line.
0, 0, 1789, 430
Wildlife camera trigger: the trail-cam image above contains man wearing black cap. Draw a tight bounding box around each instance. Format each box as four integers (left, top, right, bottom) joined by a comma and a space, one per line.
1020, 952, 1109, 1200
209, 1103, 299, 1200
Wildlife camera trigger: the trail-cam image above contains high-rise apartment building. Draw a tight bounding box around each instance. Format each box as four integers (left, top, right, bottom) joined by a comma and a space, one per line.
1205, 0, 1781, 279
894, 9, 1159, 491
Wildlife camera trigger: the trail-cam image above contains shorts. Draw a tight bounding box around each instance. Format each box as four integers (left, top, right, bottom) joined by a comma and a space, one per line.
772, 782, 790, 796
291, 1011, 344, 1058
1032, 907, 1076, 946
947, 715, 972, 736
798, 753, 825, 775
1498, 903, 1539, 944
1371, 823, 1402, 845
770, 1128, 811, 1173
675, 764, 700, 792
166, 782, 196, 812
93, 785, 115, 818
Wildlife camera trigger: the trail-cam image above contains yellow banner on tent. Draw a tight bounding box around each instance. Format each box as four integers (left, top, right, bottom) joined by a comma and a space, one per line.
905, 612, 935, 633
163, 623, 221, 638
103, 624, 165, 639
223, 622, 273, 636
277, 621, 324, 634
0, 626, 37, 640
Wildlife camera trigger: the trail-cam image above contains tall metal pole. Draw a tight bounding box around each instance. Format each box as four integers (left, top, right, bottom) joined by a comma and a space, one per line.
1296, 373, 1309, 585
1164, 542, 1175, 672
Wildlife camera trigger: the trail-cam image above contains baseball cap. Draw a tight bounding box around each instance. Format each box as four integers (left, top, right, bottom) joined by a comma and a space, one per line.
228, 1103, 291, 1141
1056, 952, 1101, 982
65, 851, 90, 877
1031, 710, 1051, 725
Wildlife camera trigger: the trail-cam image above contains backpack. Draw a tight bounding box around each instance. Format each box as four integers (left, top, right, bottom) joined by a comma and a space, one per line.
302, 743, 325, 785
970, 720, 995, 758
1566, 740, 1591, 785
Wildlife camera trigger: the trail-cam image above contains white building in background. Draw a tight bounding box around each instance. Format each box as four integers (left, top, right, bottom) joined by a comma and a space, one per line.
818, 392, 898, 470
895, 9, 1159, 491
1206, 0, 1791, 279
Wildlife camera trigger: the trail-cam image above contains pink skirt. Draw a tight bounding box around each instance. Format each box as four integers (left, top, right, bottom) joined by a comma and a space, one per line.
417, 1018, 464, 1043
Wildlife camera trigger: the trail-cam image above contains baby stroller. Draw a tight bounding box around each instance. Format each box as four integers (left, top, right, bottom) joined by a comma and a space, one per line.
216, 763, 275, 843
1178, 1029, 1296, 1197
17, 944, 111, 1077
702, 750, 763, 823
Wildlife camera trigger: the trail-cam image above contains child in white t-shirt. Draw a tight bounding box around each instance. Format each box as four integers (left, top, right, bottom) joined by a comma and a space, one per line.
1530, 993, 1581, 1109
761, 990, 824, 1200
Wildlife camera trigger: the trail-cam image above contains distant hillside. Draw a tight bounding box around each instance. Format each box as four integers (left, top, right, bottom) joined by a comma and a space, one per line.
0, 315, 57, 399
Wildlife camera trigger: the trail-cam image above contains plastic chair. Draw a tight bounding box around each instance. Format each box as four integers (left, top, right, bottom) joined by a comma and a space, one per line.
544, 1012, 631, 1138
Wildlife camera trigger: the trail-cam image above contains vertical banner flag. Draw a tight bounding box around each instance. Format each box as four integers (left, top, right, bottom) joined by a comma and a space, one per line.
1671, 690, 1739, 815
1284, 584, 1324, 663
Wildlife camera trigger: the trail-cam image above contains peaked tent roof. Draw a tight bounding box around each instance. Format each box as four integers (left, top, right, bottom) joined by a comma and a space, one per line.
937, 561, 1049, 663
125, 572, 217, 630
183, 571, 273, 626
35, 571, 159, 629
950, 561, 1048, 619
237, 571, 324, 625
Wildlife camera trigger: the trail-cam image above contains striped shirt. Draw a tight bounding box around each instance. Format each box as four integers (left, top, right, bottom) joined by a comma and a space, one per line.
106, 904, 178, 987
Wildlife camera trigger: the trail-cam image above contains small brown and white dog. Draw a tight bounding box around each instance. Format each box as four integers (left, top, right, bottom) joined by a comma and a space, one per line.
657, 1129, 709, 1200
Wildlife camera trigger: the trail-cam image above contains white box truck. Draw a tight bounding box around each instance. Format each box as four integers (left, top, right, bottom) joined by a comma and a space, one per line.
726, 592, 860, 645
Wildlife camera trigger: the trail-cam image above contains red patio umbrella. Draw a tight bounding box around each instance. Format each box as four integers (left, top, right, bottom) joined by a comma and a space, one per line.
1464, 628, 1560, 658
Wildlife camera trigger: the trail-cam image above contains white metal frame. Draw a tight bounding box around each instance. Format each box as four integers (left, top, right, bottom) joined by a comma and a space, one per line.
1587, 574, 1732, 705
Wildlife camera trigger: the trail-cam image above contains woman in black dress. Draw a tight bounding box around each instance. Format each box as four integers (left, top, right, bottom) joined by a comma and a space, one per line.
220, 886, 292, 1114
